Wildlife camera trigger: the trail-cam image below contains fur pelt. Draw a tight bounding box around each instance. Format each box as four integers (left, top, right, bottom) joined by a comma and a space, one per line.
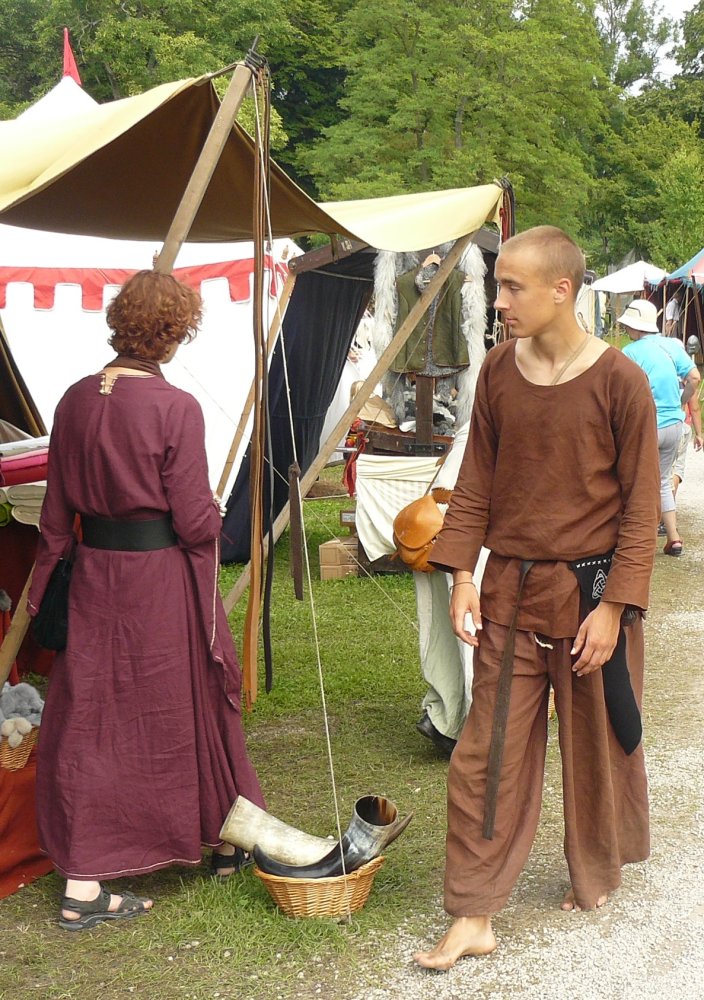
371, 241, 488, 432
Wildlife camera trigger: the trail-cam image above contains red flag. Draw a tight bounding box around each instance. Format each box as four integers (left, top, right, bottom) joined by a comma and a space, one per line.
62, 27, 82, 85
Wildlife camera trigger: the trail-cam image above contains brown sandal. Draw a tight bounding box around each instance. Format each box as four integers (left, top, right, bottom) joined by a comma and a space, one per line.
663, 540, 683, 557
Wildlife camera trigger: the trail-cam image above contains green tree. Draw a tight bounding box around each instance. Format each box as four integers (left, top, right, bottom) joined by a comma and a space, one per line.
302, 0, 612, 236
595, 1, 672, 88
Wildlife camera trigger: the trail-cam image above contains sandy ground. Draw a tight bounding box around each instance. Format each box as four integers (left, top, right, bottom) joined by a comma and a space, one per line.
348, 447, 704, 1000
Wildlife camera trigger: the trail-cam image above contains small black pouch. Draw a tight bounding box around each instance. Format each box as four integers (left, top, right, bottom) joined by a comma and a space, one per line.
32, 547, 75, 652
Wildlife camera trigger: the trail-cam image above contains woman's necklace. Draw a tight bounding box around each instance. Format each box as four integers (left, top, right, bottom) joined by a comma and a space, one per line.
550, 334, 591, 385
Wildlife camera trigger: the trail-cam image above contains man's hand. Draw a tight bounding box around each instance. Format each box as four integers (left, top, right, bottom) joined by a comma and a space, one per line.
693, 433, 703, 452
570, 601, 623, 676
449, 573, 482, 646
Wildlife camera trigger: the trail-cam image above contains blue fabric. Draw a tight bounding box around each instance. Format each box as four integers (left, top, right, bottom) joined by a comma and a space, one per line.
622, 335, 693, 428
666, 247, 704, 286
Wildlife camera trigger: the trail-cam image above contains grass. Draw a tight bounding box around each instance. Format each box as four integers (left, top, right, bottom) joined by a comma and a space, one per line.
2, 468, 450, 1000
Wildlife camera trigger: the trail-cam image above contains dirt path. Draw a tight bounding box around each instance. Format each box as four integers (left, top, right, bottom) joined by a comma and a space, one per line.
347, 452, 704, 1000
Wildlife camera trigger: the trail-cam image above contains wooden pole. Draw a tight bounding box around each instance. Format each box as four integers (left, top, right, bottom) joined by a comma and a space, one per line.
0, 570, 33, 687
216, 272, 296, 497
222, 232, 476, 612
155, 60, 255, 274
0, 57, 257, 676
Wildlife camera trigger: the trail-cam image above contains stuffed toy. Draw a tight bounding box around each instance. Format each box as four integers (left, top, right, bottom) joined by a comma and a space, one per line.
0, 681, 44, 747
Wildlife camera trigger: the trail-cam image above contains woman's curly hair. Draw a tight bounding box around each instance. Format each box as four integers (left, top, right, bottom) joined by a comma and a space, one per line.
106, 270, 203, 362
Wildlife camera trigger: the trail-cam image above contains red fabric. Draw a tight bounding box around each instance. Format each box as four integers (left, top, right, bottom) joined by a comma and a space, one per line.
0, 758, 53, 899
0, 461, 49, 486
62, 28, 82, 85
0, 611, 20, 684
342, 420, 366, 496
0, 521, 54, 676
0, 258, 288, 311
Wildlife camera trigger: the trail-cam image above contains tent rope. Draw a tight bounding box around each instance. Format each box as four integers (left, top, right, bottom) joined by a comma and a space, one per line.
250, 80, 351, 895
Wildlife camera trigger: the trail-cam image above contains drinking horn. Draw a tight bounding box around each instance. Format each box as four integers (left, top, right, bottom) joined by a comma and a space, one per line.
253, 795, 413, 879
219, 796, 334, 866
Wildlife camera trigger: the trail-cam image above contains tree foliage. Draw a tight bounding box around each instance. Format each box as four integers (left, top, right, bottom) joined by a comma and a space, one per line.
0, 0, 701, 270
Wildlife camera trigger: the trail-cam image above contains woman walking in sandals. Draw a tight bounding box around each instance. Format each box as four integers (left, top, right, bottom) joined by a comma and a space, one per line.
28, 271, 264, 930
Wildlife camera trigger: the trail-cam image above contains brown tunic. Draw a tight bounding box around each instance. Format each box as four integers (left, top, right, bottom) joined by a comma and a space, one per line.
429, 339, 660, 915
432, 340, 660, 635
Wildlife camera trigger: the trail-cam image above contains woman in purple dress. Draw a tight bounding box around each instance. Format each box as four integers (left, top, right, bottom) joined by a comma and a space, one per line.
28, 270, 264, 930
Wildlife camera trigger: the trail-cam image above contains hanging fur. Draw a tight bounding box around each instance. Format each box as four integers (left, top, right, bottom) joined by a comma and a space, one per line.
371, 241, 488, 433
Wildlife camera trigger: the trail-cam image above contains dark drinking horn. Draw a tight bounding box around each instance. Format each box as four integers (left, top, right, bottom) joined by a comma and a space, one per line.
253, 795, 413, 879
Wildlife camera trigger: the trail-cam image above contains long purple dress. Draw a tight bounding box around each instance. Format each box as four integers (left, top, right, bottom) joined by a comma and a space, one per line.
28, 370, 264, 880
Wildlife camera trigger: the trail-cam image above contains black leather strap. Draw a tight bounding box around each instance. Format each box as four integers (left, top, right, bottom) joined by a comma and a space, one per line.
81, 515, 177, 551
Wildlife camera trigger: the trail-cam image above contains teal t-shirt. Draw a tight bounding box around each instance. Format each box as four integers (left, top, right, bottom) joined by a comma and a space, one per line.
622, 335, 693, 428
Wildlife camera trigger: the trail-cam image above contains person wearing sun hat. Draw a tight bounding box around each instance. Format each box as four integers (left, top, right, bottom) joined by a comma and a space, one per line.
619, 298, 701, 556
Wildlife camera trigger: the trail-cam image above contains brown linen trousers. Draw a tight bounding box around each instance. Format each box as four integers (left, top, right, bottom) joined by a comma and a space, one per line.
444, 617, 649, 915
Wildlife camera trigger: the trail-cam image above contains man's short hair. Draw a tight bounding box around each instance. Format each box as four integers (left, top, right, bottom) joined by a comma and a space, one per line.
499, 226, 585, 300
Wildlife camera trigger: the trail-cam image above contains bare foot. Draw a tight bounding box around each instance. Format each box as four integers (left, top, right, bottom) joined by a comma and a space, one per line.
560, 888, 608, 912
413, 916, 496, 971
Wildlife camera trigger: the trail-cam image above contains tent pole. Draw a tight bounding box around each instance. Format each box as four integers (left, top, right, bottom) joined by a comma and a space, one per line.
222, 231, 476, 612
155, 58, 256, 274
216, 272, 296, 498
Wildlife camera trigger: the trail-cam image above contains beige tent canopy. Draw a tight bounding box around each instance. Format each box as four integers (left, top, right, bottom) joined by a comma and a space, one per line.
0, 74, 504, 252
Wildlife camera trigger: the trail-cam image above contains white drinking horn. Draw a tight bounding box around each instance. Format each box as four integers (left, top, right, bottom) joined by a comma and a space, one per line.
253, 795, 414, 879
219, 796, 333, 866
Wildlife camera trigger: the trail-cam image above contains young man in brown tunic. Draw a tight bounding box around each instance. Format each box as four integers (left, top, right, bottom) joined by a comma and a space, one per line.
414, 226, 660, 970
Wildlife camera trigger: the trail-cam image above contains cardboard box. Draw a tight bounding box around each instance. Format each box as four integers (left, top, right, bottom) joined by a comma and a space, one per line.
320, 562, 358, 581
319, 537, 358, 578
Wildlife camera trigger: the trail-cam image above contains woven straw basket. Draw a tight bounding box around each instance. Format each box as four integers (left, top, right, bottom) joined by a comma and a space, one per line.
254, 855, 385, 918
0, 726, 39, 771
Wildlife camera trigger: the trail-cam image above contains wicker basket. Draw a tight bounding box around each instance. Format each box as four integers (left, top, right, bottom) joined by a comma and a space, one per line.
0, 726, 39, 771
254, 855, 385, 918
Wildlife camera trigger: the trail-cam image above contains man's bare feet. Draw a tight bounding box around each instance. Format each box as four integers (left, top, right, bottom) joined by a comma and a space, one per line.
560, 888, 608, 912
413, 916, 496, 971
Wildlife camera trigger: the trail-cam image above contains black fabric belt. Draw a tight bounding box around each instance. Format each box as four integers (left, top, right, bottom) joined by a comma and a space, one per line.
81, 515, 177, 551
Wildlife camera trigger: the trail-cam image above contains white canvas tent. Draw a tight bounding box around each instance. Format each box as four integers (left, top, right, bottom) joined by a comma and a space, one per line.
591, 260, 667, 294
0, 222, 297, 493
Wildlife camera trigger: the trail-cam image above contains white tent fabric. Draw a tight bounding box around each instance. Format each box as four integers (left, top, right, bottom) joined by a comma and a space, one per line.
17, 76, 98, 124
0, 223, 298, 494
591, 260, 667, 294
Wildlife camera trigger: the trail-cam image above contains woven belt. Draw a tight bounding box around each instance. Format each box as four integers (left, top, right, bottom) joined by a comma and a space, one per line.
81, 515, 177, 551
431, 487, 453, 504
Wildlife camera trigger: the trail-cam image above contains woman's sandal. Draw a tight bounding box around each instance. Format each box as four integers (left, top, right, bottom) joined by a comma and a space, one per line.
210, 847, 253, 880
663, 540, 684, 557
59, 885, 151, 931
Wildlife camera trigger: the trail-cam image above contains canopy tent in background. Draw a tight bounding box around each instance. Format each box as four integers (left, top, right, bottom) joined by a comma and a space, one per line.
591, 260, 667, 338
646, 247, 704, 352
591, 260, 667, 294
0, 223, 298, 494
